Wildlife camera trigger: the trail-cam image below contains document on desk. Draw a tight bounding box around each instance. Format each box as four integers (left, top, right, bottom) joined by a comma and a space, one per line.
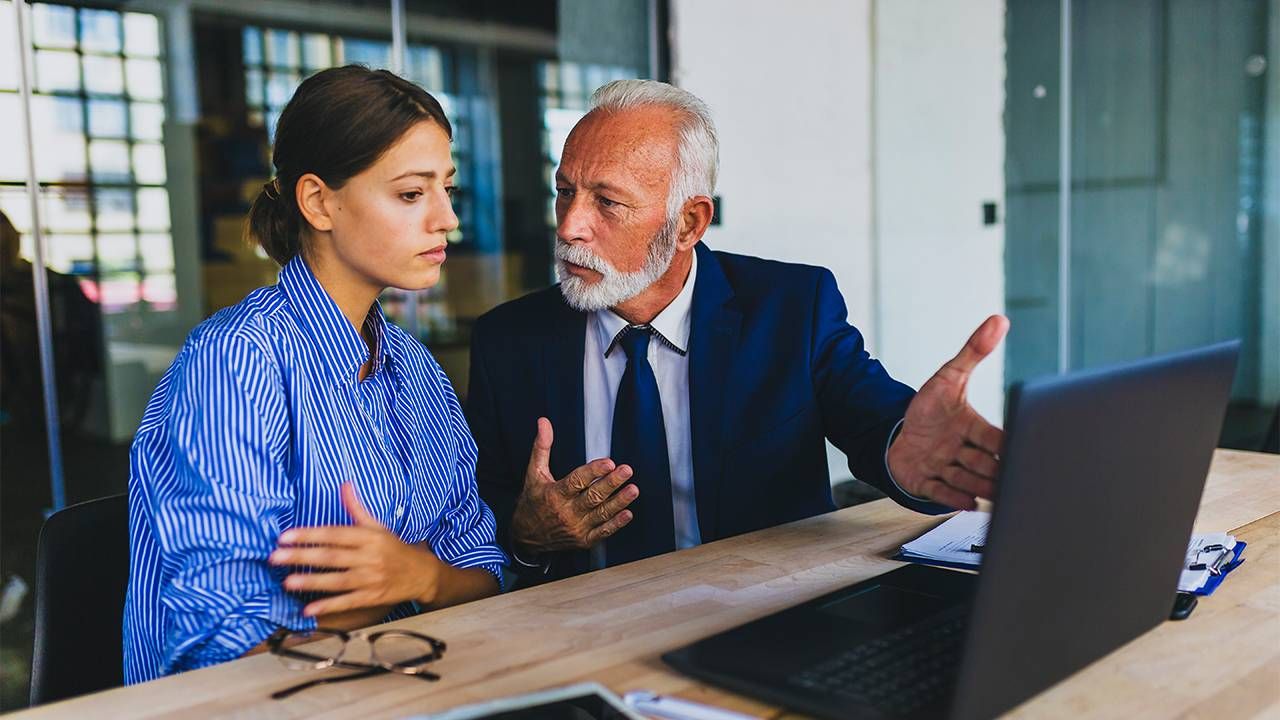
897, 511, 990, 569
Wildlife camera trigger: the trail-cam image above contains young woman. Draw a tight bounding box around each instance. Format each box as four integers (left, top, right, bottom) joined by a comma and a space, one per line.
123, 66, 506, 683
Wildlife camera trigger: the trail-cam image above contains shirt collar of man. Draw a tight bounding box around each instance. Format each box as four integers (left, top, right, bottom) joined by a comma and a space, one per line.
278, 255, 391, 385
597, 249, 698, 358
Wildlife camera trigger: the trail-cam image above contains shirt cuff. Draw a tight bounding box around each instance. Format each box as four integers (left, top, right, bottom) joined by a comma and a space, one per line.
884, 418, 932, 503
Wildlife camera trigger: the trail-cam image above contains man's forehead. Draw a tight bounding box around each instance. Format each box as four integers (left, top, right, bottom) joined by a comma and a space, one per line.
561, 108, 679, 187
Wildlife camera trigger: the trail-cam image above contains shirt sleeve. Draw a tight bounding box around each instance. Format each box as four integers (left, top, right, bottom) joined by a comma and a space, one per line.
426, 361, 510, 591
148, 331, 314, 674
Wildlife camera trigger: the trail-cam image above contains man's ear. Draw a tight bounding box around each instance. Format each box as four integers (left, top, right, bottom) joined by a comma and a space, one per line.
675, 195, 714, 250
296, 172, 334, 233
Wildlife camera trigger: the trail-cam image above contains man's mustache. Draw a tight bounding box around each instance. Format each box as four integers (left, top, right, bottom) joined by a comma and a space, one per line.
555, 241, 614, 275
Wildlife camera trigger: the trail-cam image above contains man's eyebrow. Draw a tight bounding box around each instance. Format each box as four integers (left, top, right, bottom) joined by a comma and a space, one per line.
390, 167, 458, 181
554, 174, 627, 196
589, 181, 627, 195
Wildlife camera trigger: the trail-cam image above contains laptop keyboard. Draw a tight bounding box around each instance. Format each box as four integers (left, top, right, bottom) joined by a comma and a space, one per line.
786, 605, 969, 717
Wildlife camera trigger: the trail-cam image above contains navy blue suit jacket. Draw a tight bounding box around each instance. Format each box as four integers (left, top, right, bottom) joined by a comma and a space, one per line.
466, 242, 947, 585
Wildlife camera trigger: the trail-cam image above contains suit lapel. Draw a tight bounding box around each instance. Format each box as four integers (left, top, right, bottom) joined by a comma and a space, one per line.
540, 292, 590, 578
688, 242, 741, 543
543, 293, 587, 491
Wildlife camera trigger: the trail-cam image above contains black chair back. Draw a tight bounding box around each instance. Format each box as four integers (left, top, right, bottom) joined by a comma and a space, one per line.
29, 493, 129, 705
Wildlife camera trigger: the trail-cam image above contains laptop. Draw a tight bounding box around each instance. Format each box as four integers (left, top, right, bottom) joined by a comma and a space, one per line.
663, 341, 1240, 720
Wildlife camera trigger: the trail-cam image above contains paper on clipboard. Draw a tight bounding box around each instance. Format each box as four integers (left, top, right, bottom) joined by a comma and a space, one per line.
898, 511, 991, 568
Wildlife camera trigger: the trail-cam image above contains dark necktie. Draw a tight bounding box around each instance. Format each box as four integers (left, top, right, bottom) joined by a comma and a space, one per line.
606, 325, 676, 565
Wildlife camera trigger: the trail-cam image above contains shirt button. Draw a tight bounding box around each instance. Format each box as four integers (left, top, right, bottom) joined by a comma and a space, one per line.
394, 505, 405, 519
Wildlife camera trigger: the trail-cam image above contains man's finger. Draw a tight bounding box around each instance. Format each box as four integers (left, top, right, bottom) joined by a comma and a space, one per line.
914, 477, 978, 511
573, 465, 633, 511
525, 417, 555, 484
964, 412, 1004, 456
941, 315, 1010, 379
341, 482, 384, 529
556, 458, 617, 497
956, 444, 999, 480
939, 465, 995, 501
588, 483, 639, 526
584, 509, 633, 545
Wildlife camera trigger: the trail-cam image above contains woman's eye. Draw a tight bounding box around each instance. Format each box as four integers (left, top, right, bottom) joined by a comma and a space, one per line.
445, 186, 458, 198
400, 191, 423, 202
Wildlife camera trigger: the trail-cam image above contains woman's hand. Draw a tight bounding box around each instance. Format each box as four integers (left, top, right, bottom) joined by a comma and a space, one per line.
270, 483, 444, 617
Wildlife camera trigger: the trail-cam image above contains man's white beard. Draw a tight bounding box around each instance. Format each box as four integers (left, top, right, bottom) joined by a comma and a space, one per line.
555, 216, 679, 312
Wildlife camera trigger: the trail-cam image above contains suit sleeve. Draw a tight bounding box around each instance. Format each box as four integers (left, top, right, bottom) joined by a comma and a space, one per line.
466, 314, 550, 586
809, 268, 951, 515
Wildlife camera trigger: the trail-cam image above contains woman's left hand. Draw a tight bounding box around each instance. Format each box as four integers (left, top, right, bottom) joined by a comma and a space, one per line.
269, 482, 443, 617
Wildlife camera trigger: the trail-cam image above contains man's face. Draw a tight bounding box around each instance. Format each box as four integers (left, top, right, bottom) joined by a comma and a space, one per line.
553, 107, 681, 311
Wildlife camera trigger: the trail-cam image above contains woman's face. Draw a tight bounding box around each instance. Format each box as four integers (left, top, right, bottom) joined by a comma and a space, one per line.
320, 120, 458, 293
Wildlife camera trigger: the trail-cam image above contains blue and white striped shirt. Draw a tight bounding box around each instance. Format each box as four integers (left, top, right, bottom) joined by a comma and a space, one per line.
123, 256, 507, 684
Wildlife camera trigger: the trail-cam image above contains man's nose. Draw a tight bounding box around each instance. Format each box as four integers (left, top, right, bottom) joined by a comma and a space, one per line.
556, 197, 593, 244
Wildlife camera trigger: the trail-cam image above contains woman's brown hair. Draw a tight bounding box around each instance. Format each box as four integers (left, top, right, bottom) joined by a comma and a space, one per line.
246, 65, 452, 265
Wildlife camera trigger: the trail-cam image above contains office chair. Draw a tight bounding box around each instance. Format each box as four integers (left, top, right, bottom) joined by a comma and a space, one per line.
29, 493, 129, 706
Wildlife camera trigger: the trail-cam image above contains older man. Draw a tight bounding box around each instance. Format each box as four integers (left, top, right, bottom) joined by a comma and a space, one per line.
467, 80, 1006, 585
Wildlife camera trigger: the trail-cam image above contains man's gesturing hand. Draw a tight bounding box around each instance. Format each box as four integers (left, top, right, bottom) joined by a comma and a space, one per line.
886, 315, 1010, 511
509, 417, 637, 555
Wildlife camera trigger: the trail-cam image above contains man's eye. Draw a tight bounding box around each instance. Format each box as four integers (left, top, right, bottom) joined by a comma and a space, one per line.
400, 191, 422, 202
598, 196, 618, 208
555, 187, 573, 199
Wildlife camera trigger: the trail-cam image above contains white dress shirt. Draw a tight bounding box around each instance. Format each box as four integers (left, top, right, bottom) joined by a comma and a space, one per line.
584, 252, 701, 568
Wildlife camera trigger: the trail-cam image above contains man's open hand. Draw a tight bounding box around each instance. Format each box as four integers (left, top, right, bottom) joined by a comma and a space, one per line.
887, 315, 1009, 510
510, 417, 637, 554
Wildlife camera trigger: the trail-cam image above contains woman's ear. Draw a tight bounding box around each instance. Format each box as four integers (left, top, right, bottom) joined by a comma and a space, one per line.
296, 173, 333, 233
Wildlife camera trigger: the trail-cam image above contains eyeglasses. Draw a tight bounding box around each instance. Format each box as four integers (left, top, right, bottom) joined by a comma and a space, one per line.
267, 626, 447, 700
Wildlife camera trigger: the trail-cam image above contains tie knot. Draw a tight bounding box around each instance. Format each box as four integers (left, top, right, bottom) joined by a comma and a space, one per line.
616, 325, 653, 361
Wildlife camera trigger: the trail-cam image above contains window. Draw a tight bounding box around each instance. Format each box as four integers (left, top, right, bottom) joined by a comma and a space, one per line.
538, 60, 635, 228
239, 25, 475, 247
0, 4, 173, 313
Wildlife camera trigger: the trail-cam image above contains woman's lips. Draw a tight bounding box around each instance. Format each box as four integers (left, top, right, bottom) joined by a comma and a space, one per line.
420, 246, 447, 263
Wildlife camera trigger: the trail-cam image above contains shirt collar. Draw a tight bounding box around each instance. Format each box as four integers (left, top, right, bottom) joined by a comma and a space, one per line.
278, 256, 390, 385
595, 250, 698, 358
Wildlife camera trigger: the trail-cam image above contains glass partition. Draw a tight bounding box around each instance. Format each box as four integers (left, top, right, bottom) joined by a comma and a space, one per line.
1004, 0, 1277, 449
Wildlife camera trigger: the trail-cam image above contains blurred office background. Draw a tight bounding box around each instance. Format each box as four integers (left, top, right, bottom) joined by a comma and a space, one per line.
1, 0, 1275, 708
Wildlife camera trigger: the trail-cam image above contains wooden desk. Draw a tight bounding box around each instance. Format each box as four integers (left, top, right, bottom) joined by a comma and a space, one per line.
12, 450, 1279, 720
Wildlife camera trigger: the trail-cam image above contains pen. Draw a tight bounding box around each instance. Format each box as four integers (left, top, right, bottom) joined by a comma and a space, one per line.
623, 691, 760, 720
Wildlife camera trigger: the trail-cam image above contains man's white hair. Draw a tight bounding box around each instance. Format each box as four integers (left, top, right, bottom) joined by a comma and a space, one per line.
589, 79, 719, 219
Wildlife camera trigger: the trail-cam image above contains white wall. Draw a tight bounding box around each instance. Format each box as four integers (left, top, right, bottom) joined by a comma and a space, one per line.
670, 0, 876, 481
873, 1, 1007, 424
670, 0, 1007, 481
670, 0, 878, 336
